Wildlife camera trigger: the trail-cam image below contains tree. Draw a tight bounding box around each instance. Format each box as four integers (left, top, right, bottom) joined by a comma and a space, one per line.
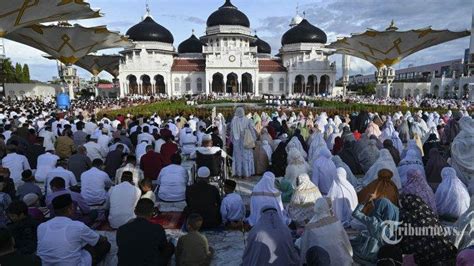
22, 64, 30, 82
2, 59, 15, 83
15, 63, 23, 83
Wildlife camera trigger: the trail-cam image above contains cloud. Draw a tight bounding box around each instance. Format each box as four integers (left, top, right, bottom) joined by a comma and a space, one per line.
162, 14, 206, 25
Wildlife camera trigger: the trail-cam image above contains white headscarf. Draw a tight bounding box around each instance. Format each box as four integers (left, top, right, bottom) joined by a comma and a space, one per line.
248, 172, 289, 226
451, 116, 474, 185
311, 147, 337, 195
452, 196, 474, 249
261, 140, 273, 162
398, 149, 426, 186
327, 168, 358, 227
435, 167, 470, 219
231, 107, 247, 141
361, 149, 402, 189
286, 136, 307, 159
308, 132, 326, 163
285, 148, 311, 186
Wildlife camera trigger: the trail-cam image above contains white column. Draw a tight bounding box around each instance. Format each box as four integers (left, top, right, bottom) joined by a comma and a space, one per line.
342, 54, 350, 97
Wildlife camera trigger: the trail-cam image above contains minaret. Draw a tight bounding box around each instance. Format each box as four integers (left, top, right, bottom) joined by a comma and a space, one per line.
342, 54, 351, 97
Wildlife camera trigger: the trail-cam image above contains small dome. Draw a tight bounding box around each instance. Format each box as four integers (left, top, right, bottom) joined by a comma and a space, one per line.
207, 0, 250, 28
281, 19, 327, 45
178, 34, 204, 54
126, 16, 174, 43
251, 35, 271, 54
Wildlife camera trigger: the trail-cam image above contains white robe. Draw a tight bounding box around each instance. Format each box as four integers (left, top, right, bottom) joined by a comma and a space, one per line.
360, 149, 402, 189
311, 148, 337, 195
435, 167, 470, 218
327, 168, 358, 227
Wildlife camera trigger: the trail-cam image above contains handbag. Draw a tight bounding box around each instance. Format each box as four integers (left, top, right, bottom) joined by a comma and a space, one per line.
243, 128, 255, 149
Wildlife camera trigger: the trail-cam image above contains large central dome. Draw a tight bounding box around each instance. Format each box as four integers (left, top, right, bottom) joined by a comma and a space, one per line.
126, 16, 174, 43
207, 0, 250, 28
281, 19, 327, 45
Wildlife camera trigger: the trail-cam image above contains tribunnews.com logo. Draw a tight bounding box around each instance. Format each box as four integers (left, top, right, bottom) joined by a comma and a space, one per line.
380, 221, 458, 245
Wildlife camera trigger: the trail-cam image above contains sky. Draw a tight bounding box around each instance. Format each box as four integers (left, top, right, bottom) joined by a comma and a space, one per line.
3, 0, 472, 82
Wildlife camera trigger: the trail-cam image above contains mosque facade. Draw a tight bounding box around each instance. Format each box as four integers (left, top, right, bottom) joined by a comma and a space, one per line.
118, 0, 336, 98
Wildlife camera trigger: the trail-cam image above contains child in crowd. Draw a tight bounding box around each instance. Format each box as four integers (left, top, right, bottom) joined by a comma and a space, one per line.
22, 193, 45, 222
220, 180, 245, 229
139, 179, 156, 204
176, 213, 213, 266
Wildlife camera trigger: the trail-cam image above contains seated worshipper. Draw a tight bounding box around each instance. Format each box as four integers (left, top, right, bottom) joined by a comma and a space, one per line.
311, 147, 337, 195
357, 169, 399, 215
16, 170, 41, 200
435, 167, 470, 220
46, 177, 97, 226
285, 148, 311, 187
358, 139, 380, 173
401, 169, 437, 214
140, 144, 165, 180
450, 116, 474, 186
160, 135, 179, 166
242, 206, 300, 266
0, 228, 41, 266
1, 144, 31, 185
179, 127, 197, 156
425, 148, 448, 190
176, 213, 213, 266
452, 196, 474, 250
44, 160, 78, 195
54, 130, 76, 159
247, 171, 290, 226
117, 198, 174, 265
401, 139, 423, 160
108, 171, 141, 229
287, 173, 322, 226
104, 143, 125, 178
156, 154, 188, 202
34, 150, 59, 182
337, 140, 363, 175
399, 194, 458, 265
350, 196, 399, 264
270, 141, 287, 177
185, 167, 221, 229
253, 139, 271, 175
332, 155, 359, 188
139, 179, 156, 204
115, 155, 144, 186
398, 149, 426, 186
308, 132, 326, 164
382, 139, 401, 166
422, 133, 441, 163
360, 149, 401, 189
327, 168, 358, 227
220, 180, 245, 228
298, 197, 353, 266
135, 140, 148, 164
6, 201, 39, 255
80, 159, 113, 207
190, 134, 227, 159
0, 175, 12, 227
304, 246, 331, 266
83, 135, 107, 161
37, 194, 111, 265
68, 146, 92, 181
22, 193, 44, 221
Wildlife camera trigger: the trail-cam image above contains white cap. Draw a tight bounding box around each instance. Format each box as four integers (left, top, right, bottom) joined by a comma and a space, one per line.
197, 167, 210, 178
202, 134, 212, 141
23, 193, 39, 206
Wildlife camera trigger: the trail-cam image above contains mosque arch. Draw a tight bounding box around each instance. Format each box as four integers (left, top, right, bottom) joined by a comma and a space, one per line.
154, 75, 166, 94
212, 73, 224, 93
463, 84, 469, 99
174, 77, 181, 93
422, 89, 428, 96
141, 75, 152, 95
433, 85, 439, 97
127, 74, 138, 94
319, 75, 330, 95
293, 75, 305, 94
242, 73, 253, 94
268, 77, 274, 92
226, 73, 239, 94
307, 75, 318, 95
413, 88, 420, 97
185, 77, 192, 93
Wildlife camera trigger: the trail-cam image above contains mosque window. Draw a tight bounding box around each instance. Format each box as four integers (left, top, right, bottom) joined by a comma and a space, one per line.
223, 38, 228, 46
259, 79, 263, 91
279, 78, 285, 91
185, 77, 191, 92
174, 78, 180, 92
197, 78, 203, 92
268, 78, 274, 92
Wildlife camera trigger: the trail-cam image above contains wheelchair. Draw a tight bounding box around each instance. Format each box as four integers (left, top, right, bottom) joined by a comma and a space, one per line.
194, 150, 227, 194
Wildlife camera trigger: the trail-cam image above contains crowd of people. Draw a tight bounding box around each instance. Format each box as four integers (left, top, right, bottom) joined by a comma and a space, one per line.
0, 96, 472, 265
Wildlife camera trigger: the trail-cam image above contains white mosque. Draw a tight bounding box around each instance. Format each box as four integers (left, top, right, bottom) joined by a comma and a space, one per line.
118, 0, 337, 98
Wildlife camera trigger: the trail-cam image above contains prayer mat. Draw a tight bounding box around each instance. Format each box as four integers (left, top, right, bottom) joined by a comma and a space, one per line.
149, 212, 185, 229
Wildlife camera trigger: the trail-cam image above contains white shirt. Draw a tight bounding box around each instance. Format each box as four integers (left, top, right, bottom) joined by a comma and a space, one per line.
80, 167, 112, 205
180, 133, 197, 155
84, 122, 97, 135
2, 130, 11, 142
154, 138, 166, 153
1, 153, 30, 184
115, 164, 144, 186
97, 134, 112, 152
37, 216, 99, 266
220, 193, 246, 223
83, 141, 107, 161
135, 142, 148, 163
137, 132, 155, 145
108, 182, 141, 229
39, 130, 56, 151
157, 164, 188, 202
191, 146, 227, 159
45, 167, 78, 195
35, 152, 60, 182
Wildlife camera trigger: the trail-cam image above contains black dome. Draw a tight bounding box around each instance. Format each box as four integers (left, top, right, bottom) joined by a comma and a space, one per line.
126, 16, 174, 43
251, 35, 271, 54
178, 34, 204, 54
207, 0, 250, 27
281, 19, 327, 45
